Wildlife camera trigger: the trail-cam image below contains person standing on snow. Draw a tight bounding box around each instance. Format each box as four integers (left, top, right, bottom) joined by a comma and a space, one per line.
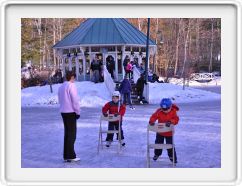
102, 91, 126, 147
136, 73, 147, 104
119, 75, 134, 110
58, 71, 80, 162
149, 98, 179, 163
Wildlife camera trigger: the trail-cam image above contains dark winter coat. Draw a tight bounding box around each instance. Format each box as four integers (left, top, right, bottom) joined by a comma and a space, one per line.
123, 58, 128, 67
149, 104, 179, 137
136, 77, 147, 91
119, 79, 132, 94
91, 60, 101, 71
107, 60, 115, 72
102, 101, 126, 122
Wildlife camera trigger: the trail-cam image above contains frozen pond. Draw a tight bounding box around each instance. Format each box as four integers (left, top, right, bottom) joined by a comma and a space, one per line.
21, 100, 221, 168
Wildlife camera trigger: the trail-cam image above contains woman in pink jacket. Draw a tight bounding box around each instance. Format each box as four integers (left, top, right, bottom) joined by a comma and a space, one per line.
58, 71, 80, 162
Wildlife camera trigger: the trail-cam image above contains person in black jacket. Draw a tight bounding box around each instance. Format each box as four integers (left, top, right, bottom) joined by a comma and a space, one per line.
91, 54, 101, 83
136, 73, 147, 104
106, 56, 115, 79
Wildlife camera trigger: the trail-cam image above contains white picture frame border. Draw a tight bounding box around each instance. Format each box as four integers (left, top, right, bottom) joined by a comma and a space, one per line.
0, 0, 241, 186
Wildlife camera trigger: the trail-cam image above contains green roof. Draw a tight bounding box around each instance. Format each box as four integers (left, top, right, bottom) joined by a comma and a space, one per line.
53, 18, 156, 48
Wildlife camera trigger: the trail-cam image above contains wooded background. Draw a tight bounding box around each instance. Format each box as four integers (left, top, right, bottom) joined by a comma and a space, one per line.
21, 18, 221, 77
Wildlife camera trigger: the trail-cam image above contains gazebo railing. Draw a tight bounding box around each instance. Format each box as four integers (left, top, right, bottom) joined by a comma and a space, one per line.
103, 65, 115, 97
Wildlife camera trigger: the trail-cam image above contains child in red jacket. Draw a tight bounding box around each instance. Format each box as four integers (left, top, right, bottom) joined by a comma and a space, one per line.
102, 91, 126, 147
149, 98, 179, 163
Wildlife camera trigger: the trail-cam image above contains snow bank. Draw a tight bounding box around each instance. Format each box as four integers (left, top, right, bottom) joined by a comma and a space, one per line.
149, 82, 220, 104
21, 81, 220, 107
21, 81, 110, 107
169, 77, 221, 86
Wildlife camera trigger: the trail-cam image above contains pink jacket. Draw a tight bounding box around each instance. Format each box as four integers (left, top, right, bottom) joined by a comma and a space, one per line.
58, 81, 80, 115
126, 63, 132, 71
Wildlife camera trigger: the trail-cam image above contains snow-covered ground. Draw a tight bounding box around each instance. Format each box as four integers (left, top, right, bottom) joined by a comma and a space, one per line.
21, 82, 110, 107
21, 81, 221, 107
21, 100, 221, 168
168, 77, 221, 87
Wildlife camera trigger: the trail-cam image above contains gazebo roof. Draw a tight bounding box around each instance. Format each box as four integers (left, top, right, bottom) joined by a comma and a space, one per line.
53, 18, 156, 48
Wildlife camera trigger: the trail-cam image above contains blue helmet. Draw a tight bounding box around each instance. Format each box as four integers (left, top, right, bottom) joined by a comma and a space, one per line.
160, 98, 172, 109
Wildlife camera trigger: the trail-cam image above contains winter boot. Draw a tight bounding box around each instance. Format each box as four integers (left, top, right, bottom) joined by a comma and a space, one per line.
121, 140, 126, 146
64, 157, 80, 163
169, 157, 177, 164
106, 141, 112, 147
153, 155, 159, 161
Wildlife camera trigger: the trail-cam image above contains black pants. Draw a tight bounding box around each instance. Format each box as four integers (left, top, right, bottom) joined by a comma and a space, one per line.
137, 88, 144, 101
125, 70, 132, 79
108, 69, 114, 79
154, 133, 177, 161
106, 121, 124, 141
61, 112, 77, 160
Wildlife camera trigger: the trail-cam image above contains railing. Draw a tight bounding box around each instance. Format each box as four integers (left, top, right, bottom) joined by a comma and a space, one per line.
103, 65, 115, 97
190, 73, 215, 82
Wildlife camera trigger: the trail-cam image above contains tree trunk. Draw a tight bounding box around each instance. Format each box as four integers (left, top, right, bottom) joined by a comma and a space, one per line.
196, 19, 200, 70
138, 18, 141, 31
53, 18, 57, 70
153, 18, 159, 73
174, 19, 182, 76
209, 19, 214, 72
181, 19, 191, 90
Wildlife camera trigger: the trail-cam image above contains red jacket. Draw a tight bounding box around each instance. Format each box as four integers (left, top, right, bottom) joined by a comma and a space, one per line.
149, 104, 179, 136
102, 101, 126, 122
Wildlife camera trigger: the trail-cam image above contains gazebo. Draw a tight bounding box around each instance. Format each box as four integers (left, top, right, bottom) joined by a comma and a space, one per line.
53, 18, 156, 81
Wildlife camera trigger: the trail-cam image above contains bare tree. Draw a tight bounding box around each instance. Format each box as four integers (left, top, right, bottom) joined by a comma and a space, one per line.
33, 18, 43, 70
181, 19, 191, 90
53, 18, 57, 70
174, 19, 182, 76
209, 18, 214, 72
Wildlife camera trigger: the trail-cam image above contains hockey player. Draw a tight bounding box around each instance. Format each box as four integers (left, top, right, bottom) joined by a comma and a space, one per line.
102, 91, 126, 147
149, 98, 179, 163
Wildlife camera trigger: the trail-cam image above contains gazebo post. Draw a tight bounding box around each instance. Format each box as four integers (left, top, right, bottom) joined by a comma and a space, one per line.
138, 47, 142, 66
62, 57, 65, 77
83, 53, 86, 81
115, 46, 118, 81
121, 46, 125, 79
75, 54, 79, 81
89, 46, 92, 81
68, 51, 72, 71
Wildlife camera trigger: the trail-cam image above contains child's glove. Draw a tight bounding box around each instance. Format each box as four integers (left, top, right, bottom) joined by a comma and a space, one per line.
149, 123, 155, 126
165, 121, 172, 127
103, 113, 108, 117
114, 113, 119, 117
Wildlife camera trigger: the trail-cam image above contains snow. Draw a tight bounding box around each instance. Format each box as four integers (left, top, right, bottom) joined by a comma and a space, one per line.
21, 80, 221, 107
21, 80, 221, 168
148, 82, 220, 104
21, 100, 221, 168
21, 82, 110, 107
169, 77, 221, 86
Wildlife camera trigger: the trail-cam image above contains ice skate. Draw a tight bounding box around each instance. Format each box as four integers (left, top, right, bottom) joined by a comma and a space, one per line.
64, 157, 80, 163
106, 141, 112, 147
